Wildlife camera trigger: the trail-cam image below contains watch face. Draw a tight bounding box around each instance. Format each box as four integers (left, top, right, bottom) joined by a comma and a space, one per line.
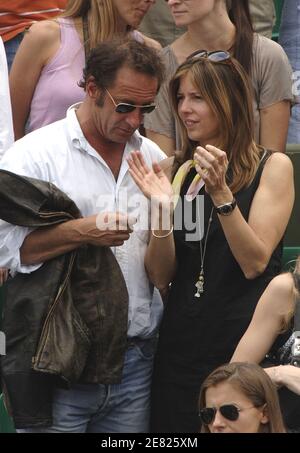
216, 199, 236, 216
220, 205, 232, 215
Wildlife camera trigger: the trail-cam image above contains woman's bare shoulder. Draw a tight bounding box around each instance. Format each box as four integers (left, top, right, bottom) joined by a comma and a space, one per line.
25, 19, 61, 41
264, 273, 295, 313
17, 19, 62, 64
261, 151, 294, 185
268, 273, 295, 293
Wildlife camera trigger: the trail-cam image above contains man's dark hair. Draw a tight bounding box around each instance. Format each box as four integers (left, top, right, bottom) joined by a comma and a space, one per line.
79, 38, 165, 92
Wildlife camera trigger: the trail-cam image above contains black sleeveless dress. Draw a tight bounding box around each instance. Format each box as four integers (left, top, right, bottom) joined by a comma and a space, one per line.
262, 274, 300, 432
151, 153, 282, 433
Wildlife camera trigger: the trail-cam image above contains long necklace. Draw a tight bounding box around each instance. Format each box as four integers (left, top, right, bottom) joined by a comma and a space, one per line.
194, 205, 214, 298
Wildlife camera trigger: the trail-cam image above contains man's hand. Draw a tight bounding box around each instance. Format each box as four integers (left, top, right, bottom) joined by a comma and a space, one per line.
78, 212, 136, 247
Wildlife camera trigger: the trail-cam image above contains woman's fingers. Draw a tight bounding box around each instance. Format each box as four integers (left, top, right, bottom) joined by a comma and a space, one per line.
195, 164, 214, 186
205, 145, 228, 167
194, 154, 219, 181
205, 144, 226, 157
195, 146, 218, 171
128, 168, 144, 190
127, 155, 144, 181
152, 161, 163, 175
195, 145, 227, 177
128, 152, 174, 203
131, 150, 150, 175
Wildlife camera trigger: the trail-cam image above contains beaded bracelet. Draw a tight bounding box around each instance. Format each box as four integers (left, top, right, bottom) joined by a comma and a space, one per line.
151, 225, 174, 238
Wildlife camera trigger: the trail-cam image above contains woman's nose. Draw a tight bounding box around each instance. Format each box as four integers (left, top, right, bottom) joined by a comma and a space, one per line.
211, 410, 227, 429
179, 98, 192, 114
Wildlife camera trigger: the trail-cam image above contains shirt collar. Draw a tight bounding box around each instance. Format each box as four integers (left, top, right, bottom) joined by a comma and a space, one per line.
66, 103, 143, 155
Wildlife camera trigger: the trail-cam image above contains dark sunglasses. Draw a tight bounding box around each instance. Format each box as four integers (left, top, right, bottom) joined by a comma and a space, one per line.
105, 88, 156, 115
199, 404, 255, 425
186, 50, 231, 63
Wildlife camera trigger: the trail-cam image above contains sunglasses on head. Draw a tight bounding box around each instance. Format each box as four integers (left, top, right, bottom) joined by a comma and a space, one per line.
186, 50, 231, 63
105, 88, 156, 115
199, 404, 255, 425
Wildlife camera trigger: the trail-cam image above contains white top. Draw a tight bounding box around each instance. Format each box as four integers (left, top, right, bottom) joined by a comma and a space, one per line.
0, 37, 14, 159
0, 106, 166, 338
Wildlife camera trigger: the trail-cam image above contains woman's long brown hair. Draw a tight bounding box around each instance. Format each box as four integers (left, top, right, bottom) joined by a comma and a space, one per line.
170, 56, 261, 193
228, 0, 254, 75
199, 362, 286, 433
61, 0, 127, 50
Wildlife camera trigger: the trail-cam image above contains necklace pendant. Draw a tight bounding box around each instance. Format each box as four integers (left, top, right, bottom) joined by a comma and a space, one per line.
194, 274, 204, 298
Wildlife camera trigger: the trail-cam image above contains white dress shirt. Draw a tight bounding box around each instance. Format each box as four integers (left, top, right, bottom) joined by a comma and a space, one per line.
0, 37, 14, 159
0, 107, 166, 338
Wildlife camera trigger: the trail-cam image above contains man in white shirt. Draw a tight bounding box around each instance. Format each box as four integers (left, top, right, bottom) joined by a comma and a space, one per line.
0, 39, 165, 433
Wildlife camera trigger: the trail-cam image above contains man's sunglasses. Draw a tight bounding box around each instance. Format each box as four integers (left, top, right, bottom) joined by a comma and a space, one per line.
186, 50, 231, 63
199, 404, 255, 425
105, 88, 156, 115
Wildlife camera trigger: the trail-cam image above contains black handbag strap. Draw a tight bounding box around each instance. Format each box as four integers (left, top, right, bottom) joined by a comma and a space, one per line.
82, 14, 90, 63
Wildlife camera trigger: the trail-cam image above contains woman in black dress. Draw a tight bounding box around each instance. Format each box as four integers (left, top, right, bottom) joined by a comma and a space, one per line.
127, 51, 294, 432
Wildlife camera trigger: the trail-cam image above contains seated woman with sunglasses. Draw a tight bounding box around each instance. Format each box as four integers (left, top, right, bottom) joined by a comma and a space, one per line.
232, 256, 300, 432
198, 362, 286, 433
127, 51, 294, 433
9, 0, 160, 140
144, 0, 293, 155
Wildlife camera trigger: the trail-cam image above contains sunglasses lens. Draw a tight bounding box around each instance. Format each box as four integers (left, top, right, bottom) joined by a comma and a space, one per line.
115, 103, 155, 114
199, 408, 216, 425
200, 405, 240, 424
187, 50, 206, 60
141, 105, 156, 114
220, 405, 240, 421
209, 51, 230, 62
115, 103, 135, 114
186, 50, 231, 63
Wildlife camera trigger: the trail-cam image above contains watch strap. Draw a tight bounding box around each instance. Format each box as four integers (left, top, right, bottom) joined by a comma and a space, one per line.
215, 198, 237, 215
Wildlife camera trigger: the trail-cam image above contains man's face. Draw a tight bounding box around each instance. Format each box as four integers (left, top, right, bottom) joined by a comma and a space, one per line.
93, 67, 158, 144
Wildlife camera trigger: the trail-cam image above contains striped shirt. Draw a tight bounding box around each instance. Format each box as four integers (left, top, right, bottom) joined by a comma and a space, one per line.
0, 1, 66, 42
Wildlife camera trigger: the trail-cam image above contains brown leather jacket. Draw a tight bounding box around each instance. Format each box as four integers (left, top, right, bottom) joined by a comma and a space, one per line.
0, 170, 129, 428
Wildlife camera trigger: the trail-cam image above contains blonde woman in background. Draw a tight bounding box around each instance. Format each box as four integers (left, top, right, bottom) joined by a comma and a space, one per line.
232, 256, 300, 432
9, 0, 159, 139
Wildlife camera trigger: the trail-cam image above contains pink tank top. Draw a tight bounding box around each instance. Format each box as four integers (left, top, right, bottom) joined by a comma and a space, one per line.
27, 18, 85, 133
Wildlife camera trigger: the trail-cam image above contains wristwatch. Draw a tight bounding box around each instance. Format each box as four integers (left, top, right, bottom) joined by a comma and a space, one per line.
215, 198, 237, 216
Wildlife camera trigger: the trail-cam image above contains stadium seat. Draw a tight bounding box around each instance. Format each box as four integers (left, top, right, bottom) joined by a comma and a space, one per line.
282, 247, 300, 271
